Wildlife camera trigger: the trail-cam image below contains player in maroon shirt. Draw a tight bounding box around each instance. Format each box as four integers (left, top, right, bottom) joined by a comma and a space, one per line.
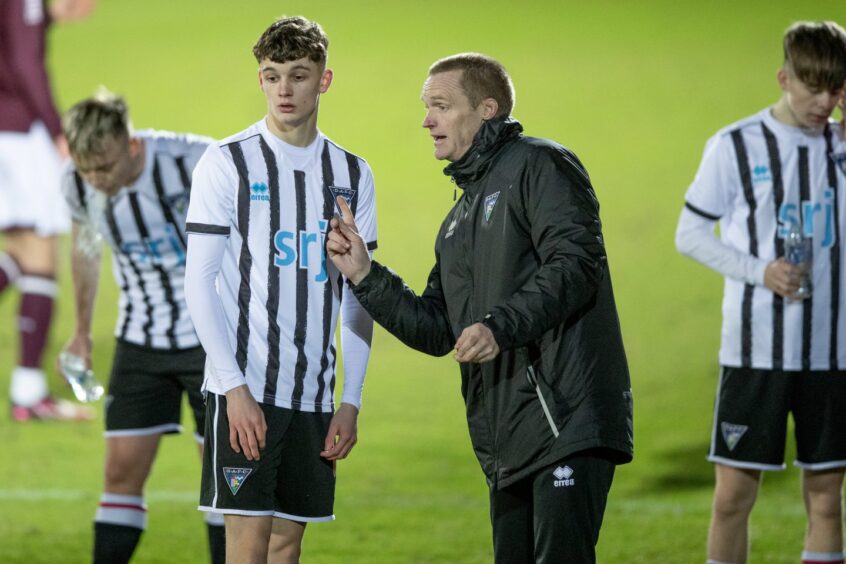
0, 0, 95, 421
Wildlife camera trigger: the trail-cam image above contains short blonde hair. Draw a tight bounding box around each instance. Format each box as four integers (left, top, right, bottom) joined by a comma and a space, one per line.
63, 88, 131, 156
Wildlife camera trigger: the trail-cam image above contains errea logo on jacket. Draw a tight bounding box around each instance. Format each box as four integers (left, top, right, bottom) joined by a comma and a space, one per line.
553, 465, 574, 487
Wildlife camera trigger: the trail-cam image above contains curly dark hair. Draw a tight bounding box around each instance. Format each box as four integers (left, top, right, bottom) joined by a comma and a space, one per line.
253, 16, 329, 66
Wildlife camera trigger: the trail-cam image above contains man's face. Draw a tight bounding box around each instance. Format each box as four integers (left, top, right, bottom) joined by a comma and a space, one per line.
421, 70, 491, 162
259, 57, 332, 135
779, 67, 845, 129
74, 135, 140, 196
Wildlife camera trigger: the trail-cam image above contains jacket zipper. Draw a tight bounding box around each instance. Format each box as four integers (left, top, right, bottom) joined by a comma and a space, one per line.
526, 365, 559, 438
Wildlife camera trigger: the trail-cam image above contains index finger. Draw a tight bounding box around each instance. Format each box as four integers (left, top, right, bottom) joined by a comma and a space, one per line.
336, 196, 355, 226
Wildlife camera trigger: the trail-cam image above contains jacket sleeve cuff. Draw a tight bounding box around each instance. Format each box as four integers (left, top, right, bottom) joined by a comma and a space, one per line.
349, 261, 388, 305
481, 313, 512, 352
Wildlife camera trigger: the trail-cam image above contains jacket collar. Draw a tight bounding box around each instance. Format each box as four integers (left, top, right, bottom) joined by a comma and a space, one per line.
444, 116, 523, 189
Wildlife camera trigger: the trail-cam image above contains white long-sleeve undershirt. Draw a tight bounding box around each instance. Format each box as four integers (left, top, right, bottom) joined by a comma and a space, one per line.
675, 207, 769, 286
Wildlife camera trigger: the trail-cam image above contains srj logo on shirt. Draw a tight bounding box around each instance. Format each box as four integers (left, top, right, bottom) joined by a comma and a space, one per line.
777, 188, 837, 248
274, 219, 329, 282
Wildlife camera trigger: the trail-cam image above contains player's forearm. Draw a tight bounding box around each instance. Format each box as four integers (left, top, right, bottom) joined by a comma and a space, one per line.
676, 207, 768, 285
184, 233, 247, 392
70, 225, 100, 338
339, 290, 373, 409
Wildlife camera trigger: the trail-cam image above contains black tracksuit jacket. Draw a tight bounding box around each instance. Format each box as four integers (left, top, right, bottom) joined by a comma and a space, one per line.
352, 117, 633, 489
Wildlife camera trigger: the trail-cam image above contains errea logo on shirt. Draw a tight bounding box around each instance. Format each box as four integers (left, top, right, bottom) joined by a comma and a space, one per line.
752, 165, 772, 184
250, 182, 269, 202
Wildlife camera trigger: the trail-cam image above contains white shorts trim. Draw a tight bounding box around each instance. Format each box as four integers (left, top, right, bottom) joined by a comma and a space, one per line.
198, 506, 275, 517
273, 510, 335, 523
708, 455, 785, 471
197, 506, 335, 523
105, 423, 182, 438
793, 459, 846, 471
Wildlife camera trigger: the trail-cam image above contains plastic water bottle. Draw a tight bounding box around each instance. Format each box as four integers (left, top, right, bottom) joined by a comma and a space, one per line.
784, 222, 812, 298
59, 352, 104, 403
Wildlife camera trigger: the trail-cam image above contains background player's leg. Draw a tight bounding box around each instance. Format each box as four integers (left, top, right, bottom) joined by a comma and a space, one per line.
268, 518, 306, 563
708, 464, 762, 564
93, 434, 161, 564
225, 514, 273, 564
0, 249, 21, 294
5, 230, 92, 420
196, 440, 226, 564
801, 468, 845, 563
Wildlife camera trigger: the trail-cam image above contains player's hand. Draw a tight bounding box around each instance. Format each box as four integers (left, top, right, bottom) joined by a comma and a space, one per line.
224, 385, 267, 461
321, 402, 358, 461
49, 0, 97, 23
53, 133, 70, 159
454, 322, 500, 364
327, 196, 371, 285
56, 333, 93, 377
764, 257, 802, 299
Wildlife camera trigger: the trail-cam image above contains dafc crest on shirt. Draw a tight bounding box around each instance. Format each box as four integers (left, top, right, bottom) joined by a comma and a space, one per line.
327, 184, 355, 213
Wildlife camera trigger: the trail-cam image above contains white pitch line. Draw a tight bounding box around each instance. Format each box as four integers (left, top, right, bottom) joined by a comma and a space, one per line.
0, 489, 197, 502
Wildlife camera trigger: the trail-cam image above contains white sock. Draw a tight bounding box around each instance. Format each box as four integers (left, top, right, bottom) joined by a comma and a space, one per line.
10, 366, 48, 407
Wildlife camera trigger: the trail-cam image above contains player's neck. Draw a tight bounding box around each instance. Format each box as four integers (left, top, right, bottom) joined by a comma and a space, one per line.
265, 115, 319, 148
770, 96, 824, 132
771, 97, 799, 127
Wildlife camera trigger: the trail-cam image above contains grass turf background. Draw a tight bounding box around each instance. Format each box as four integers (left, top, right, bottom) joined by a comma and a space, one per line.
0, 1, 840, 561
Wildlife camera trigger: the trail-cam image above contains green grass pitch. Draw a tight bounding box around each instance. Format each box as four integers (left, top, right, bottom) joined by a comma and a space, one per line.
0, 0, 839, 561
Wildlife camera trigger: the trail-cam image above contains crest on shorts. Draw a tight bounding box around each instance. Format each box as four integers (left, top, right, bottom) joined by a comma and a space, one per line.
720, 422, 748, 452
484, 191, 501, 223
832, 152, 846, 176
222, 467, 253, 496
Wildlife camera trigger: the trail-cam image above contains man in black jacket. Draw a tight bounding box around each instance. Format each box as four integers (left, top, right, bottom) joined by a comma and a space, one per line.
328, 53, 633, 563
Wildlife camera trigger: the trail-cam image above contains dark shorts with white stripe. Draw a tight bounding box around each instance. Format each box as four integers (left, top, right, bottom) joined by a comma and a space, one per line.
709, 366, 846, 470
199, 393, 336, 522
105, 339, 205, 437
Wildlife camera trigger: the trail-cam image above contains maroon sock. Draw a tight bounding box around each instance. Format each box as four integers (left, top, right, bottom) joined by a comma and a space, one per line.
0, 252, 22, 294
17, 275, 57, 369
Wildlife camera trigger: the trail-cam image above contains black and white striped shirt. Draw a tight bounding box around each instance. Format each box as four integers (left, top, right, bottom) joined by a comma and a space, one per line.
185, 119, 377, 411
62, 130, 211, 350
682, 109, 846, 370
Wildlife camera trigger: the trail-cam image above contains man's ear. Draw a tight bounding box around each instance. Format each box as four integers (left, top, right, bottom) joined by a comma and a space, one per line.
777, 67, 789, 92
481, 97, 499, 120
320, 69, 334, 94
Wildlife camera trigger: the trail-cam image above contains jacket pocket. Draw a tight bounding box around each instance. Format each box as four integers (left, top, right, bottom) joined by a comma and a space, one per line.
526, 363, 559, 439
